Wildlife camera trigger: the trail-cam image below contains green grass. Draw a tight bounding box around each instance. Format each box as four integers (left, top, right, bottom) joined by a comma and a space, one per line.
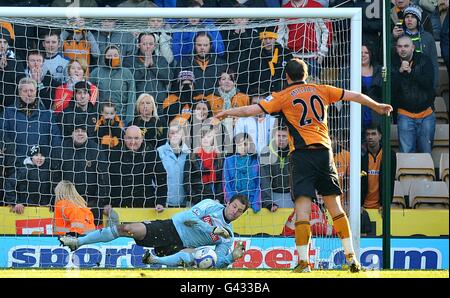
0, 269, 448, 278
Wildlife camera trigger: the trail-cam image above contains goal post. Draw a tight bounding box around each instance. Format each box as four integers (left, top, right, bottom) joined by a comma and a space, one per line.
0, 6, 362, 268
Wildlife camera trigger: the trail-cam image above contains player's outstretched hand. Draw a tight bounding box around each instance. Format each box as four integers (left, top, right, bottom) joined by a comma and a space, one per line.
232, 241, 245, 260
213, 226, 231, 239
375, 103, 393, 116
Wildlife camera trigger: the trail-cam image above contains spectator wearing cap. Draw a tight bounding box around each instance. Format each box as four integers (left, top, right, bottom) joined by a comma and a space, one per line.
0, 77, 62, 167
58, 81, 100, 141
53, 59, 98, 114
90, 44, 136, 123
4, 145, 52, 214
123, 32, 173, 115
248, 27, 294, 93
392, 35, 435, 153
51, 122, 110, 226
162, 70, 201, 126
1, 27, 25, 109
398, 5, 439, 90
179, 31, 228, 96
391, 0, 434, 37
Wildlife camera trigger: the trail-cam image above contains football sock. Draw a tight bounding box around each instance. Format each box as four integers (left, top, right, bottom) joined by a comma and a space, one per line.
332, 213, 355, 255
295, 221, 311, 262
77, 225, 119, 247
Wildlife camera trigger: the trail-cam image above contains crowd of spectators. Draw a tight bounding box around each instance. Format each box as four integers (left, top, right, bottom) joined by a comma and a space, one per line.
0, 0, 448, 224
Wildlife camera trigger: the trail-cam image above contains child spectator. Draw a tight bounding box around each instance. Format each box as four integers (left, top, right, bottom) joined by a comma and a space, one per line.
95, 102, 124, 151
128, 93, 166, 150
4, 145, 52, 214
184, 126, 224, 205
223, 133, 261, 212
53, 59, 98, 114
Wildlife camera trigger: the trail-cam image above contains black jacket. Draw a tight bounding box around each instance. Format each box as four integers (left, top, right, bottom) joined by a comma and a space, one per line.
51, 138, 110, 202
4, 160, 52, 206
360, 148, 396, 207
58, 101, 99, 140
0, 56, 25, 109
391, 51, 435, 113
183, 151, 224, 205
361, 64, 382, 102
109, 142, 167, 207
249, 43, 293, 93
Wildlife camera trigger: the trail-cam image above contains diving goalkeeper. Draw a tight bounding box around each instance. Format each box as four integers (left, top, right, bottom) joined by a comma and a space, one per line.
59, 195, 248, 268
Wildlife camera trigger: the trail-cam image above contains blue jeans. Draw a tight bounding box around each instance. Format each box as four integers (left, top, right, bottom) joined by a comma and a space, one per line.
397, 112, 436, 153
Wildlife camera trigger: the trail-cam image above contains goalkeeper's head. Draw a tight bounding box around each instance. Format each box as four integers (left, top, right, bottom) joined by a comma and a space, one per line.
224, 194, 249, 222
285, 58, 308, 84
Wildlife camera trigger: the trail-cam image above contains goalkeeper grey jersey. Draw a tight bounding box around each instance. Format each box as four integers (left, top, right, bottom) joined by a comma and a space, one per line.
172, 199, 234, 267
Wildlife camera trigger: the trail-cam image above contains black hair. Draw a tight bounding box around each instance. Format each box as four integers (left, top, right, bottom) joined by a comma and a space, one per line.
229, 194, 250, 212
365, 123, 382, 135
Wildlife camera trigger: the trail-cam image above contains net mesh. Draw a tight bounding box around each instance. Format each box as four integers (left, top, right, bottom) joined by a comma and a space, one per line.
0, 13, 354, 269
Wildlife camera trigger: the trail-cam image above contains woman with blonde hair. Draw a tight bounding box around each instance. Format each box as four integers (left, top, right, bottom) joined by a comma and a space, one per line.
53, 180, 96, 236
128, 93, 166, 150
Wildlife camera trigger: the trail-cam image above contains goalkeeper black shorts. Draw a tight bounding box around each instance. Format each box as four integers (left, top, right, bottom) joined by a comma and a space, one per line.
289, 147, 342, 201
135, 219, 185, 257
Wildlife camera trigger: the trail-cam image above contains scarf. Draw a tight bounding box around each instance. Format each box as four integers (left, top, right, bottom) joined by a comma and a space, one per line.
269, 47, 279, 76
218, 87, 237, 110
198, 148, 217, 184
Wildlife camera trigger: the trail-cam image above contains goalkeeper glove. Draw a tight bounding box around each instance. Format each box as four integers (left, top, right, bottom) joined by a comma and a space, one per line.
232, 241, 245, 260
213, 226, 231, 239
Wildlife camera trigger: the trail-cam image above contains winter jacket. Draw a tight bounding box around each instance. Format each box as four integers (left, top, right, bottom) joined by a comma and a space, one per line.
157, 142, 190, 207
0, 56, 25, 109
248, 43, 293, 93
128, 116, 167, 151
4, 160, 52, 206
183, 151, 224, 205
90, 65, 136, 123
391, 51, 435, 114
259, 141, 291, 209
172, 19, 225, 63
180, 53, 228, 96
124, 54, 173, 110
58, 101, 99, 140
0, 99, 62, 166
223, 154, 261, 212
52, 80, 98, 113
109, 142, 168, 208
51, 138, 110, 203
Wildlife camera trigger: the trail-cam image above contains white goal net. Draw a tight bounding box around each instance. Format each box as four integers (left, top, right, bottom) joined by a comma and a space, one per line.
0, 7, 361, 269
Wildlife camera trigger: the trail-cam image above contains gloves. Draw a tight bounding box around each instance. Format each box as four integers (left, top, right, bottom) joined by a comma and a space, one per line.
213, 226, 231, 239
232, 241, 245, 260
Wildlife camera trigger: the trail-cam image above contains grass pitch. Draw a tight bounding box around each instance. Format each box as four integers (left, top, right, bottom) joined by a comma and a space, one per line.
0, 269, 448, 278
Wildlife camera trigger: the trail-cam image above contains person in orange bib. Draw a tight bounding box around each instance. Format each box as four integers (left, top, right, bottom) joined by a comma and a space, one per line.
53, 180, 96, 237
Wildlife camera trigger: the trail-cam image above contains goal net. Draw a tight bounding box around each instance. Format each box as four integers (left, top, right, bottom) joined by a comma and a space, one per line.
0, 7, 361, 270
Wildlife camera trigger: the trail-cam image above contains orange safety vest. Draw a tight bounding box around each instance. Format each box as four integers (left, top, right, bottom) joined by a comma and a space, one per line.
53, 199, 95, 235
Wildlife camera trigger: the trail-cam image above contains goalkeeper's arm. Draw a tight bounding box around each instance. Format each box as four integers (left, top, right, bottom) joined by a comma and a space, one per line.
214, 241, 246, 268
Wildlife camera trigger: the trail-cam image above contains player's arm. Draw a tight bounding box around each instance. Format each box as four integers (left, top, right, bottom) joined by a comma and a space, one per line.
214, 104, 264, 121
342, 90, 393, 116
